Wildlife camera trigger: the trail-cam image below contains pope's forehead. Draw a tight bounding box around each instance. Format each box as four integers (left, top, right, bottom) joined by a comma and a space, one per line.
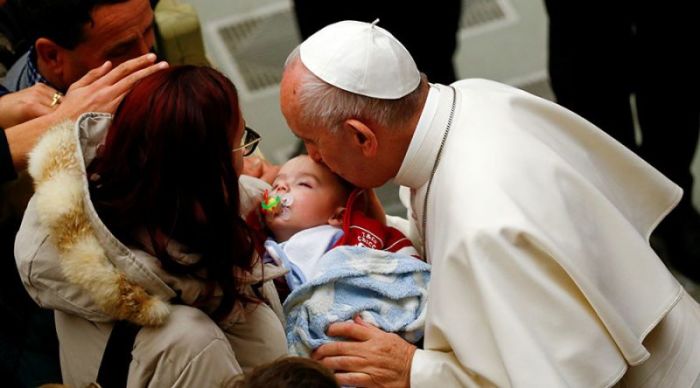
280, 60, 302, 93
279, 64, 304, 124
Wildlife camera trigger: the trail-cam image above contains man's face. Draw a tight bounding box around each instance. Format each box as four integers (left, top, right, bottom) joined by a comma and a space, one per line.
265, 155, 346, 242
60, 0, 155, 86
280, 62, 384, 189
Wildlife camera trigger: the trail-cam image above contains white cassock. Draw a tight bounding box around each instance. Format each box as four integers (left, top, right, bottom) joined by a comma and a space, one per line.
389, 81, 700, 387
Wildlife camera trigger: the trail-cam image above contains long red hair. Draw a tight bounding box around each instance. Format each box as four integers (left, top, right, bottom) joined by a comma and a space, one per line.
88, 65, 253, 320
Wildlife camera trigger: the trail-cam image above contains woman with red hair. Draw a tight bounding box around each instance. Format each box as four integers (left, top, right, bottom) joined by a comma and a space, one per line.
15, 65, 288, 386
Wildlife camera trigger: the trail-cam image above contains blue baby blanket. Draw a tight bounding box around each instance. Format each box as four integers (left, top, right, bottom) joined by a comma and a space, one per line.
284, 246, 431, 356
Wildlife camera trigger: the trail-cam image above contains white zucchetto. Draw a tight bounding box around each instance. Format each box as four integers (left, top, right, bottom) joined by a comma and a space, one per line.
299, 19, 421, 99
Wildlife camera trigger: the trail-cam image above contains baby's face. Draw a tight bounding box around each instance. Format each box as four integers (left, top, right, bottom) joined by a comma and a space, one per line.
265, 155, 346, 242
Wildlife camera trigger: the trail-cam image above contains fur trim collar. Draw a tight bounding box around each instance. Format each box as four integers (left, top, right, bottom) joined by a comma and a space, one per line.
28, 119, 170, 326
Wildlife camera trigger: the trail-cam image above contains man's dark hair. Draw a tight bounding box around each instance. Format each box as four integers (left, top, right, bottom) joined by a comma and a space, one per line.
11, 0, 129, 49
0, 0, 29, 67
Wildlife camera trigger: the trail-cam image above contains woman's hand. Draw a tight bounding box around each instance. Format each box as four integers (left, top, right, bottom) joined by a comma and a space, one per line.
54, 53, 168, 121
242, 156, 280, 184
0, 83, 56, 128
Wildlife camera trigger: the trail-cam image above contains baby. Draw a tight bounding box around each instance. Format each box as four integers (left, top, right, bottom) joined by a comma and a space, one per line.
261, 155, 419, 290
257, 155, 430, 356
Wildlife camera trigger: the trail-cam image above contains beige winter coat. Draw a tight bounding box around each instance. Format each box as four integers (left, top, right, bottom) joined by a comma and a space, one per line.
14, 114, 288, 387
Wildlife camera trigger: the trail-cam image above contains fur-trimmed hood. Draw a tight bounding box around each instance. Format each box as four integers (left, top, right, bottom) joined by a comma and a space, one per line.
15, 113, 283, 327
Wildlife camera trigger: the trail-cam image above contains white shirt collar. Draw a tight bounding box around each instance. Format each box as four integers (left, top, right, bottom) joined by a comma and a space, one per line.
394, 84, 452, 188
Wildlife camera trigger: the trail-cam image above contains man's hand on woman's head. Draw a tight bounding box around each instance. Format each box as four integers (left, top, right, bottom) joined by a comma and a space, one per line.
55, 53, 168, 121
312, 316, 416, 388
0, 83, 57, 128
3, 54, 168, 171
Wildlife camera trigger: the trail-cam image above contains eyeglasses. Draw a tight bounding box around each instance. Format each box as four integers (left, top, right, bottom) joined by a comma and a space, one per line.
233, 126, 262, 157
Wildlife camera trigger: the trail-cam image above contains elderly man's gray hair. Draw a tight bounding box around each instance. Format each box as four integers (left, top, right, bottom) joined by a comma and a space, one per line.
284, 46, 427, 133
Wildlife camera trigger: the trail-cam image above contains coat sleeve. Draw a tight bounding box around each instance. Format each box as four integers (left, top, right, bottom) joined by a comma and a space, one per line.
0, 86, 16, 182
14, 197, 114, 321
0, 126, 17, 183
411, 349, 490, 387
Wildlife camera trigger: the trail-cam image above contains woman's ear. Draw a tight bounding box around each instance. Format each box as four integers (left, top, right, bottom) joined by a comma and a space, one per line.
344, 119, 378, 157
328, 206, 345, 227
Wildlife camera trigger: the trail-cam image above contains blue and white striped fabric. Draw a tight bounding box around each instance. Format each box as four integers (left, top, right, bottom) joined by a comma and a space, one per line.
284, 245, 430, 356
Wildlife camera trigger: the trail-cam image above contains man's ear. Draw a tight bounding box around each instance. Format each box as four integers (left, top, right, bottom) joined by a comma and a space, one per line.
344, 119, 378, 157
34, 38, 65, 80
328, 207, 345, 227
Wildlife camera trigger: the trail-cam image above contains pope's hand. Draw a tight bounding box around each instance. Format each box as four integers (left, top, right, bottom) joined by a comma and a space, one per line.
312, 316, 416, 388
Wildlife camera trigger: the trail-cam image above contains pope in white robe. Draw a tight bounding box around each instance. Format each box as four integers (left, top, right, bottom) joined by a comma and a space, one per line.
393, 80, 700, 387
279, 20, 700, 388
